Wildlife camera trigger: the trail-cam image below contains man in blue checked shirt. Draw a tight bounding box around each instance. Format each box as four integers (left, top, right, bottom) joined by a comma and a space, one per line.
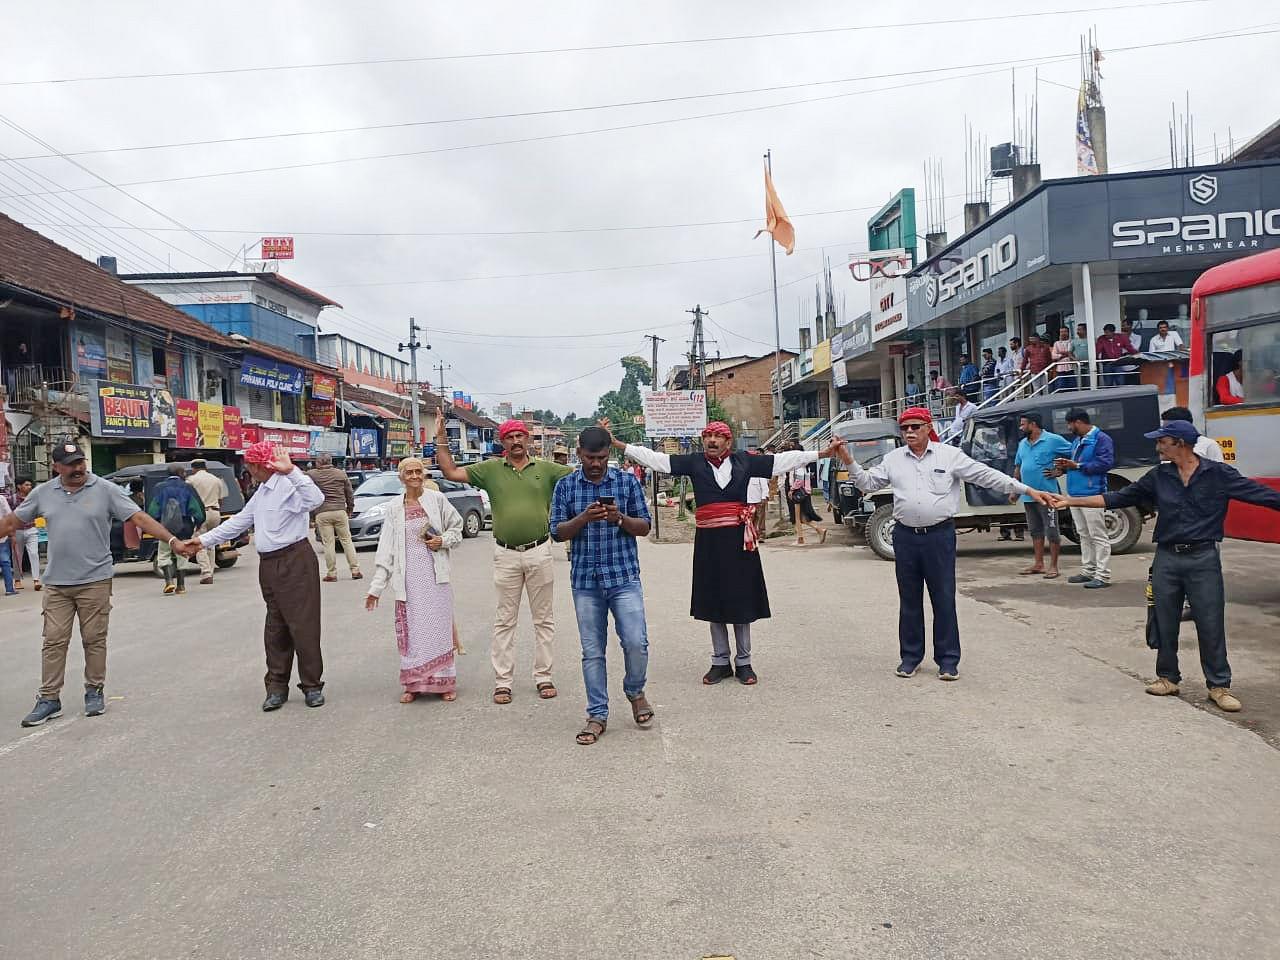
551, 426, 653, 746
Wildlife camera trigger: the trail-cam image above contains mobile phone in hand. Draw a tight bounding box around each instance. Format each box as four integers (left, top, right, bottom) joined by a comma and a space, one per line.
597, 495, 616, 506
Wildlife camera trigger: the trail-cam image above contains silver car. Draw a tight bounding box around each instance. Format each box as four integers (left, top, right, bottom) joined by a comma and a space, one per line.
346, 471, 486, 545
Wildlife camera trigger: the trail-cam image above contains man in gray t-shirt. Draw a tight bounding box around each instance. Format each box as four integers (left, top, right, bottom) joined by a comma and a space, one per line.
0, 442, 184, 728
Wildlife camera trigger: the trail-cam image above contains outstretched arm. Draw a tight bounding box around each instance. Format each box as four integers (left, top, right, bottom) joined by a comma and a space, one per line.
433, 410, 470, 483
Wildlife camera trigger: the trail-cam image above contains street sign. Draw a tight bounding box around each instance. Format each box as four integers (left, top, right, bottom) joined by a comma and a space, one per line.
642, 390, 707, 438
260, 237, 294, 260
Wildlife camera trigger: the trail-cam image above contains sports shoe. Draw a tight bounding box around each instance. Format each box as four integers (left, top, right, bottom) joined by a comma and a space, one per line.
85, 687, 106, 717
702, 664, 733, 685
735, 664, 758, 685
895, 663, 919, 678
163, 583, 177, 595
1083, 579, 1111, 589
1067, 574, 1092, 584
938, 669, 959, 681
1207, 687, 1242, 712
1145, 677, 1180, 696
20, 698, 62, 727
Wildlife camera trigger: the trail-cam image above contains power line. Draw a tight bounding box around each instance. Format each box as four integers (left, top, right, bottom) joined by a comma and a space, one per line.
0, 1, 1214, 87
12, 25, 1278, 201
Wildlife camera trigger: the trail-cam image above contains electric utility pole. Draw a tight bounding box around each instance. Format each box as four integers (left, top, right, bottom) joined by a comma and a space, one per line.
434, 360, 451, 453
397, 317, 427, 454
644, 333, 665, 539
686, 304, 709, 389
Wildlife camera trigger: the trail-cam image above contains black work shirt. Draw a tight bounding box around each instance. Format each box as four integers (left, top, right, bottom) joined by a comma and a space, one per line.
1104, 458, 1280, 544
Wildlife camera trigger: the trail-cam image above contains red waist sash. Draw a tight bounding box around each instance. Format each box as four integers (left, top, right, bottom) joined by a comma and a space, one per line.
694, 502, 759, 552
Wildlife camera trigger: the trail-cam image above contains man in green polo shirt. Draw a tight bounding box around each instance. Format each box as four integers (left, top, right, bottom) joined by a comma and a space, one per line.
435, 411, 572, 704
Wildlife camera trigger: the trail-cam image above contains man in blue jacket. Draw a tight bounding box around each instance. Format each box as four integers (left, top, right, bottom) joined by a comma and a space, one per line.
147, 463, 205, 595
1053, 408, 1115, 588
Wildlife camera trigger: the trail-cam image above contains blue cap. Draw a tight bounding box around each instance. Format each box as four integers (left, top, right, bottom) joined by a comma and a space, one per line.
1143, 420, 1199, 444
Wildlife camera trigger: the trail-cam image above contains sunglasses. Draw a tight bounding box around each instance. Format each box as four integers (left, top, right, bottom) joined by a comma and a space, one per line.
900, 423, 930, 432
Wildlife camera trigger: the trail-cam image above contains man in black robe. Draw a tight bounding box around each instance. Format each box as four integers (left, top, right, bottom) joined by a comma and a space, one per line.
604, 419, 846, 684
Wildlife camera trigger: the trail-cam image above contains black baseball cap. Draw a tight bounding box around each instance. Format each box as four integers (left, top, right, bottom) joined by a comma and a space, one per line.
51, 442, 86, 465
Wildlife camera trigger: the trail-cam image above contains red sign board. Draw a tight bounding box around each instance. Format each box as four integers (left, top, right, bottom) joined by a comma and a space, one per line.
306, 396, 335, 427
261, 237, 294, 260
311, 372, 336, 401
241, 424, 311, 458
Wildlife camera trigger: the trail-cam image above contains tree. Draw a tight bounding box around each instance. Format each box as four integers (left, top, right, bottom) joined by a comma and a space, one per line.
620, 356, 652, 387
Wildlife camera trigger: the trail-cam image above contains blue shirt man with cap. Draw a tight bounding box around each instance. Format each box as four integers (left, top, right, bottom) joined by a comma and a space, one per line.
0, 442, 187, 727
1054, 419, 1280, 713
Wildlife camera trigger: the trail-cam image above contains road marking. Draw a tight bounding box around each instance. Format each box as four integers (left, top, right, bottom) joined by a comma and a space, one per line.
0, 716, 79, 757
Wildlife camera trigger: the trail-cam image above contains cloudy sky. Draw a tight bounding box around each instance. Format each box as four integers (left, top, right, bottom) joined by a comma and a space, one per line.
2, 0, 1276, 415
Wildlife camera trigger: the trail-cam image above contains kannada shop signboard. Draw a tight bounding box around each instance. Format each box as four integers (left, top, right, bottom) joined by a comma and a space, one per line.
175, 400, 243, 449
306, 395, 336, 427
642, 390, 707, 438
239, 354, 305, 395
240, 424, 312, 458
91, 382, 177, 439
311, 373, 336, 401
386, 419, 413, 457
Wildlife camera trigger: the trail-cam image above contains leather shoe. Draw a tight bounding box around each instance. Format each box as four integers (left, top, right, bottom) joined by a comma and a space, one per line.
304, 690, 326, 708
262, 692, 288, 711
1207, 687, 1241, 712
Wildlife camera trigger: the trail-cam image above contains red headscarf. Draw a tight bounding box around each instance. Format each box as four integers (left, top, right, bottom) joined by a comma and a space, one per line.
898, 406, 941, 443
702, 421, 733, 467
498, 419, 528, 440
243, 440, 275, 464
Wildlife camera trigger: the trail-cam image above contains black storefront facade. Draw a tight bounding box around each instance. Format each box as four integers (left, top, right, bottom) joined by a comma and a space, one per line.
894, 160, 1280, 391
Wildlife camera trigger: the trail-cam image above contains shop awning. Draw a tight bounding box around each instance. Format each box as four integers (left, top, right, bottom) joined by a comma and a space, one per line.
339, 399, 386, 421
361, 402, 401, 420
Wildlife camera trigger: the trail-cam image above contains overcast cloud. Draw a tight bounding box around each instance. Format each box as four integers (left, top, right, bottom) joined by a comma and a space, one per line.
2, 0, 1275, 415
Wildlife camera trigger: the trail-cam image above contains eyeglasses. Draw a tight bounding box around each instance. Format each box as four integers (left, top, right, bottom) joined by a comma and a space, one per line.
900, 423, 929, 432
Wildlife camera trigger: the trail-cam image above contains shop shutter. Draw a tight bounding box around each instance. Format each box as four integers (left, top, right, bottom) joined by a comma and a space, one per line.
248, 387, 273, 421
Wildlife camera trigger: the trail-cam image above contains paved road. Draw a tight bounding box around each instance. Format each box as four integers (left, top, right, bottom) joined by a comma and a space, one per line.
2, 531, 1278, 959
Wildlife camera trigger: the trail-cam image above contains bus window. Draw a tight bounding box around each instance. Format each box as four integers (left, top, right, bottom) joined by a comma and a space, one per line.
1208, 322, 1280, 406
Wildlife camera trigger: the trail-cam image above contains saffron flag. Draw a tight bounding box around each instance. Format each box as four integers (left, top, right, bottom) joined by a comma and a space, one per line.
753, 167, 795, 255
1076, 85, 1098, 176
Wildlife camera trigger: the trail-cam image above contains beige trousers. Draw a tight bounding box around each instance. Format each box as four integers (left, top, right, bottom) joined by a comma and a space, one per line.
315, 509, 360, 577
40, 579, 112, 698
491, 540, 555, 688
1070, 506, 1112, 583
196, 508, 220, 577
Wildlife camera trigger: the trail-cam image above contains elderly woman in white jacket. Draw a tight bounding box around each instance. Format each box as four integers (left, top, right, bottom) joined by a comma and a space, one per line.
365, 458, 465, 702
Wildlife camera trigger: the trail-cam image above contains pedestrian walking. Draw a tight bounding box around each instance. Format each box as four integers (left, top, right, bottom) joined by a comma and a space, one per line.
747, 473, 770, 537
181, 442, 328, 712
838, 407, 1052, 680
552, 443, 570, 466
185, 459, 228, 585
944, 389, 977, 441
364, 457, 464, 703
308, 453, 362, 583
550, 427, 653, 745
0, 494, 17, 596
0, 442, 187, 727
1053, 408, 1115, 588
788, 464, 825, 545
1013, 412, 1072, 579
433, 410, 572, 704
1052, 420, 1280, 712
8, 477, 41, 591
607, 417, 845, 685
147, 463, 205, 595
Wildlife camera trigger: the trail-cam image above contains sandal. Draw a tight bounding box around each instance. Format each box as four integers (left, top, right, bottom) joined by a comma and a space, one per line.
493, 687, 512, 704
628, 694, 655, 726
537, 682, 558, 700
576, 719, 606, 745
441, 692, 457, 702
399, 691, 417, 703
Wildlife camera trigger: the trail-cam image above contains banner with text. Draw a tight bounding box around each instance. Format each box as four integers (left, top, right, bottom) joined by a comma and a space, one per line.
240, 424, 311, 458
239, 354, 305, 395
386, 419, 413, 457
642, 390, 707, 438
91, 382, 177, 439
175, 400, 243, 449
349, 428, 380, 457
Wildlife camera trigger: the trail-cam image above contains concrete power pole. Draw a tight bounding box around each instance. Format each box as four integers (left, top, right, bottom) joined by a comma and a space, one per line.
644, 333, 665, 539
398, 318, 426, 454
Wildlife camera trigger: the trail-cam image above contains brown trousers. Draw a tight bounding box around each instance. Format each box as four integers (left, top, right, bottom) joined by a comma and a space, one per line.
258, 539, 324, 694
40, 579, 112, 698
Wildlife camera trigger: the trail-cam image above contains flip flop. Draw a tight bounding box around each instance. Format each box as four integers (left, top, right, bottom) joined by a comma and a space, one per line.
1043, 571, 1060, 579
1019, 568, 1045, 576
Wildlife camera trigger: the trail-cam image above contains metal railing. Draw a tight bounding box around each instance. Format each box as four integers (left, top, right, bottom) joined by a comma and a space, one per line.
5, 364, 76, 407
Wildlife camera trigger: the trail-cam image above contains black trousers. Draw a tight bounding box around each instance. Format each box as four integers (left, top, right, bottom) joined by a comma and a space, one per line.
892, 521, 960, 671
258, 539, 324, 694
1151, 544, 1230, 688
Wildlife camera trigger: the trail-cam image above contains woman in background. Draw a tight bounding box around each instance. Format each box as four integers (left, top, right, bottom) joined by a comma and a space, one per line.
365, 457, 464, 701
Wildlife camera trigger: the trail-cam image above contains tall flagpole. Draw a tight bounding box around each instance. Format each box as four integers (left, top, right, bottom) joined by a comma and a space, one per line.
766, 149, 783, 428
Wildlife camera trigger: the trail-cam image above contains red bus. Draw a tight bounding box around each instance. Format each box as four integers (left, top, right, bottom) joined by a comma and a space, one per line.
1189, 248, 1280, 543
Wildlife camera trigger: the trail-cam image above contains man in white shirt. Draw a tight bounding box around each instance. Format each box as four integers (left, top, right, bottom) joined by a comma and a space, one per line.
1148, 320, 1184, 352
182, 441, 327, 711
185, 458, 229, 585
837, 406, 1053, 681
995, 346, 1015, 389
943, 390, 977, 442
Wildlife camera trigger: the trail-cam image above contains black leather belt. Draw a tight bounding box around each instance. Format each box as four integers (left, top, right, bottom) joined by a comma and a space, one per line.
496, 534, 550, 552
900, 519, 954, 535
1162, 541, 1216, 554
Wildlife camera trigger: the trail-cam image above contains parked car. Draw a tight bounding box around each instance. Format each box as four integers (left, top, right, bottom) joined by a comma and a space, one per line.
345, 468, 382, 491
834, 385, 1162, 560
105, 461, 249, 571
347, 470, 486, 546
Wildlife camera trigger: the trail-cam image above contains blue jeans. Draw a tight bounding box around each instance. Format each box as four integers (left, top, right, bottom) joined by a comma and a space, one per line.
571, 580, 648, 721
0, 540, 13, 594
